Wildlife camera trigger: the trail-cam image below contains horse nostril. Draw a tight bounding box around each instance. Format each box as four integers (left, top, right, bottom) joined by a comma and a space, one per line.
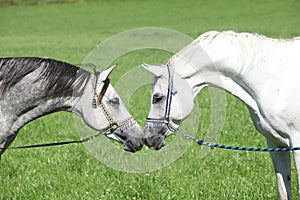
114, 132, 127, 141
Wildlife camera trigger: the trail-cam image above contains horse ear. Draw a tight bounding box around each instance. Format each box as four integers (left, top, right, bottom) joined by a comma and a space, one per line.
102, 64, 117, 80
142, 63, 164, 77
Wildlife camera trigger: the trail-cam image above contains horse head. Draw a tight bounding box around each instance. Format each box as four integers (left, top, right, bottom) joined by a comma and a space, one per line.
77, 65, 144, 152
142, 63, 194, 150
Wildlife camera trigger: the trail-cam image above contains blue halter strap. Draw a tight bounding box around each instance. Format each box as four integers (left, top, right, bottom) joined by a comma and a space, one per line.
165, 63, 174, 120
145, 63, 178, 132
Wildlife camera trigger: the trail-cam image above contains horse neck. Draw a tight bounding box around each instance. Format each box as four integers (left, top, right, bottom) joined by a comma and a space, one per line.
1, 77, 87, 136
37, 70, 91, 114
173, 33, 272, 111
70, 74, 94, 115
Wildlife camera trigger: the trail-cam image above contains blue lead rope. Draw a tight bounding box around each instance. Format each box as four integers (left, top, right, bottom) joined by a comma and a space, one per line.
177, 129, 300, 152
196, 140, 300, 152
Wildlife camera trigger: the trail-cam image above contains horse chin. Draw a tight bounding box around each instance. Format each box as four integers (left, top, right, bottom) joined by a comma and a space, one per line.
122, 135, 144, 153
144, 130, 165, 150
114, 130, 144, 153
143, 134, 166, 150
123, 141, 139, 152
150, 139, 165, 150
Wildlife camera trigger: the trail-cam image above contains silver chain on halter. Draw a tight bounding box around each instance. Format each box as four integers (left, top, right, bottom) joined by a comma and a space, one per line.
91, 68, 136, 133
91, 72, 118, 131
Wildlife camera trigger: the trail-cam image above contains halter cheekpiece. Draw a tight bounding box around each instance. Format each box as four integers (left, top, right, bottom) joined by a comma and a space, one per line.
145, 63, 178, 133
91, 69, 136, 134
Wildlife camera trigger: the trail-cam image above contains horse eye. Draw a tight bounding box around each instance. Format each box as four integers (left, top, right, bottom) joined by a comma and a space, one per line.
152, 94, 164, 104
109, 97, 120, 106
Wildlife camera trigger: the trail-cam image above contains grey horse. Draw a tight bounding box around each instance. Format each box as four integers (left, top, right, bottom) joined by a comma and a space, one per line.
0, 57, 143, 156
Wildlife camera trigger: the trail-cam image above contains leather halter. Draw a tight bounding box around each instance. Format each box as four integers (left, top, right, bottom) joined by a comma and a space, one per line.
92, 72, 136, 134
97, 77, 110, 103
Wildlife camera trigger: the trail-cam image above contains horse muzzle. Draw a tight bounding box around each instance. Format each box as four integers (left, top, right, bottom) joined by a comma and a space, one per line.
143, 121, 169, 150
114, 124, 144, 153
143, 134, 166, 150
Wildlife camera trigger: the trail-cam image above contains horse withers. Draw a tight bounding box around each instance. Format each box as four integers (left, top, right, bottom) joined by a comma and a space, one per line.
0, 57, 144, 156
143, 31, 300, 200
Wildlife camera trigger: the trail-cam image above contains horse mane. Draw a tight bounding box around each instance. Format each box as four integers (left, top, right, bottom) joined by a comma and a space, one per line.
191, 30, 299, 69
197, 30, 297, 47
0, 57, 90, 97
196, 30, 270, 46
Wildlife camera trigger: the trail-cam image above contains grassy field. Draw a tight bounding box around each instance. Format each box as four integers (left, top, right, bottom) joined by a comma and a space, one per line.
1, 0, 300, 199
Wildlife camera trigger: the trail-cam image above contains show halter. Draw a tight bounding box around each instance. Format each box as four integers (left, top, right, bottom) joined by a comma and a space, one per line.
91, 71, 118, 131
145, 63, 178, 133
91, 65, 136, 133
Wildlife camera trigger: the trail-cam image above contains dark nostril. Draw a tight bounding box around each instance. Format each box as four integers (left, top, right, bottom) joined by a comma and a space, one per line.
115, 132, 127, 141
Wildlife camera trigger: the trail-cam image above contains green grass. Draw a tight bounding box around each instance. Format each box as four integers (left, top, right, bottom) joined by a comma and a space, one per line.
1, 0, 300, 199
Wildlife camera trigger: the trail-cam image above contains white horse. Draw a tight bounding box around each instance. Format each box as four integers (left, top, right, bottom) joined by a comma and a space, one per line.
0, 57, 144, 156
143, 31, 300, 200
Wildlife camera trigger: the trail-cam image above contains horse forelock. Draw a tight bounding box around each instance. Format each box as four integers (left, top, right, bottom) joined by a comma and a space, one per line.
0, 57, 90, 98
